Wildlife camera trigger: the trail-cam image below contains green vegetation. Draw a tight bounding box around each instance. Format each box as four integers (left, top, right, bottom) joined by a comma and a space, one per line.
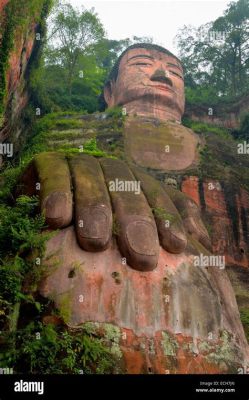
112, 215, 121, 236
19, 111, 122, 159
0, 163, 25, 202
152, 207, 179, 224
240, 308, 249, 342
0, 195, 51, 326
176, 0, 249, 105
46, 119, 84, 130
29, 0, 154, 115
207, 331, 236, 368
0, 175, 118, 374
182, 119, 249, 191
161, 331, 179, 357
32, 2, 106, 113
183, 119, 231, 138
240, 113, 249, 140
1, 322, 118, 374
106, 106, 125, 119
64, 138, 114, 158
232, 112, 249, 140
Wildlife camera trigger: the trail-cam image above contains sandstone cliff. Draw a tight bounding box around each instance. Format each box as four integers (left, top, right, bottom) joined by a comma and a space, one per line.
182, 177, 249, 268
0, 0, 51, 153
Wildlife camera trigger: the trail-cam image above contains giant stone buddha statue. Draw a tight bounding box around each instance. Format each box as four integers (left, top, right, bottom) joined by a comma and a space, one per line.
19, 44, 249, 373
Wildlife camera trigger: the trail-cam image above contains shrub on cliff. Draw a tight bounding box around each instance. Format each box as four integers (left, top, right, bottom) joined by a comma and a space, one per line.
1, 322, 117, 374
239, 113, 249, 140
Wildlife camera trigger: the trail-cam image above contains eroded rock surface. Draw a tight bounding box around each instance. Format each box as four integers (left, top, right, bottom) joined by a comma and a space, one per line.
182, 176, 249, 268
0, 0, 49, 148
40, 226, 249, 373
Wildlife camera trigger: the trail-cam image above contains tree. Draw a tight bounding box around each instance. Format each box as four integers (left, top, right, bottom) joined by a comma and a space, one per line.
175, 0, 249, 102
47, 2, 105, 97
93, 36, 154, 72
31, 2, 155, 114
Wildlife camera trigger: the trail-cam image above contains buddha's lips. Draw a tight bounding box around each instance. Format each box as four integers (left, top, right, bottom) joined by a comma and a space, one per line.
150, 84, 174, 93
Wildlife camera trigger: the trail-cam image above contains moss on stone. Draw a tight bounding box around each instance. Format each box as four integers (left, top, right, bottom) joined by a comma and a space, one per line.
34, 152, 71, 201
103, 323, 121, 341
58, 291, 72, 325
187, 235, 211, 256
23, 112, 121, 159
126, 123, 184, 155
47, 129, 85, 140
69, 153, 110, 203
206, 330, 235, 365
161, 331, 179, 356
103, 323, 122, 359
240, 308, 249, 342
51, 119, 85, 130
81, 322, 123, 359
82, 321, 101, 335
198, 340, 213, 353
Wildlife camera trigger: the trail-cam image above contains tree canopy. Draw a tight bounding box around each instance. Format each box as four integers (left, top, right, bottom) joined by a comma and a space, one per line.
175, 0, 249, 105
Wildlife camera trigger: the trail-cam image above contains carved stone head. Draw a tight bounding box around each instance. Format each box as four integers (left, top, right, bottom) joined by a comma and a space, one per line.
104, 44, 185, 122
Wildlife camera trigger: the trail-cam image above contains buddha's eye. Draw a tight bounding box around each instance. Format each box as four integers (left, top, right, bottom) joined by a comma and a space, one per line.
169, 70, 183, 80
130, 62, 152, 67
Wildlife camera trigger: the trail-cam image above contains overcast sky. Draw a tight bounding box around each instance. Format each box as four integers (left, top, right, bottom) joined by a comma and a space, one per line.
68, 0, 231, 54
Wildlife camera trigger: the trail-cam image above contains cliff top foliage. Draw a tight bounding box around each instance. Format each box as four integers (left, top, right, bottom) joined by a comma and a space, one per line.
176, 0, 249, 105
0, 0, 55, 115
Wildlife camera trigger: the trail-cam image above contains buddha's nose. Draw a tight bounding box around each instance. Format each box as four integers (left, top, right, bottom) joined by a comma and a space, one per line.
150, 69, 173, 87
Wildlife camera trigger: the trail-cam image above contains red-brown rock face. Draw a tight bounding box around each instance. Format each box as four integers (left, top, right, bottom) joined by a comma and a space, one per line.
182, 176, 249, 268
104, 46, 185, 123
181, 176, 200, 206
1, 37, 33, 141
0, 1, 45, 147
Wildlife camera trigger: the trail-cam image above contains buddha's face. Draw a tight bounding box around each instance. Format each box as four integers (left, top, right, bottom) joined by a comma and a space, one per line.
104, 47, 185, 122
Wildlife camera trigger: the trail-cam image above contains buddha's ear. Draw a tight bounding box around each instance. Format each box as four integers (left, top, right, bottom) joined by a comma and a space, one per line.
104, 80, 115, 106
